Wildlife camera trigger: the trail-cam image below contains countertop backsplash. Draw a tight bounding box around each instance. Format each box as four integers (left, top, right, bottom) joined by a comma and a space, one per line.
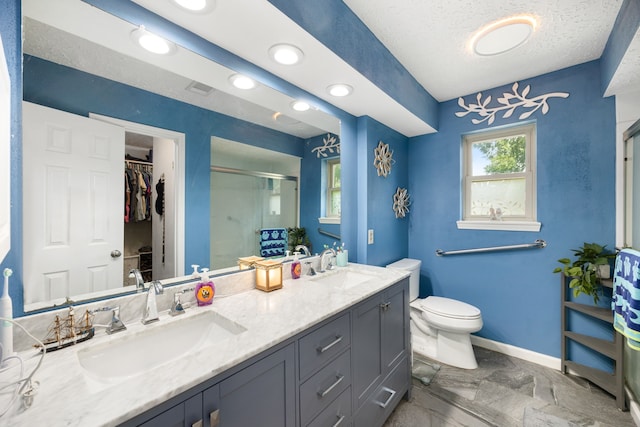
12, 256, 321, 352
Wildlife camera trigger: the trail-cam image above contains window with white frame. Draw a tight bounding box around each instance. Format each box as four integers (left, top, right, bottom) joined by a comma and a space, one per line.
319, 157, 341, 224
459, 123, 540, 231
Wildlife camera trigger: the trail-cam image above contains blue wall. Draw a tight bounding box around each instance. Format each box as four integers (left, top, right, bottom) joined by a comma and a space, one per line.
356, 116, 409, 266
24, 55, 307, 273
300, 133, 340, 254
408, 60, 616, 361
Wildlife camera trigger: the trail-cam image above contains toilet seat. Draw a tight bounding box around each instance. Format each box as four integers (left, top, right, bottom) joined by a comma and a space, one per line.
412, 296, 481, 320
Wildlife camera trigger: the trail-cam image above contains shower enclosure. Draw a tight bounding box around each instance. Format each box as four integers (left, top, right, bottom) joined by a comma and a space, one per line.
210, 166, 298, 269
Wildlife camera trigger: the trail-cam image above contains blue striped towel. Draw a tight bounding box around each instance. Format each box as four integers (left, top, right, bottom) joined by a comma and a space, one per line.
259, 228, 287, 258
612, 248, 640, 350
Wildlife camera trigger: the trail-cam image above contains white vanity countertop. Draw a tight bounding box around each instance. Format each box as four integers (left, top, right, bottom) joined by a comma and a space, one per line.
1, 263, 409, 426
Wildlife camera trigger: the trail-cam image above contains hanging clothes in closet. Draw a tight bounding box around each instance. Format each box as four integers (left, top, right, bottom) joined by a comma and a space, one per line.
124, 160, 153, 223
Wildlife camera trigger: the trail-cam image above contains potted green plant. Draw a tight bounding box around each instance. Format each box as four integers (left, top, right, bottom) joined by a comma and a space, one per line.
553, 242, 616, 304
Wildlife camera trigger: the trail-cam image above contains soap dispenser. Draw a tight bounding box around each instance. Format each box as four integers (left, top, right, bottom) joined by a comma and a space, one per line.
195, 268, 215, 306
291, 252, 301, 279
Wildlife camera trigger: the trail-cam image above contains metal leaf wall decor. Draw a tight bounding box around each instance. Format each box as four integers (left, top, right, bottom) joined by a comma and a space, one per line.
311, 133, 340, 158
456, 82, 569, 125
373, 140, 394, 177
393, 187, 410, 219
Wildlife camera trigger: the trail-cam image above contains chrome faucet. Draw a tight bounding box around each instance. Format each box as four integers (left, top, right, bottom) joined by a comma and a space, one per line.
319, 248, 337, 273
141, 280, 164, 324
295, 245, 311, 256
169, 287, 194, 316
129, 268, 145, 292
92, 305, 127, 334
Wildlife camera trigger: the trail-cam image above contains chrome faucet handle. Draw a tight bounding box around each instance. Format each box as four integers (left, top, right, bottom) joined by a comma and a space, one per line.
91, 305, 126, 334
169, 287, 194, 316
304, 262, 317, 276
169, 292, 185, 316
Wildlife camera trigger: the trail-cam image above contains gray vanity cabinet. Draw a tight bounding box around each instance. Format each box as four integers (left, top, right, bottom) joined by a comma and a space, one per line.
138, 394, 202, 427
128, 344, 295, 427
122, 276, 409, 427
203, 343, 296, 427
352, 279, 409, 427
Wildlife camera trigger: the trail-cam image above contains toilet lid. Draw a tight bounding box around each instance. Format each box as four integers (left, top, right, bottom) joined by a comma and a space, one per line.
418, 296, 481, 319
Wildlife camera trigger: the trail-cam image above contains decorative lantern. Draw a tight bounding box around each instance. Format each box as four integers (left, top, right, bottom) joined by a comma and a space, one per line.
238, 256, 264, 270
254, 260, 283, 292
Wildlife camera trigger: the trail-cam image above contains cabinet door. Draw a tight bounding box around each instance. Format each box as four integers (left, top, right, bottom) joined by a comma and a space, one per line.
139, 394, 203, 427
352, 294, 383, 409
381, 279, 408, 371
213, 343, 296, 427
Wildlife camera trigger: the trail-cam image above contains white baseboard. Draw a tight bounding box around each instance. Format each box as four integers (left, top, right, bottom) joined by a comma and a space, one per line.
471, 335, 561, 370
627, 387, 640, 427
471, 335, 639, 425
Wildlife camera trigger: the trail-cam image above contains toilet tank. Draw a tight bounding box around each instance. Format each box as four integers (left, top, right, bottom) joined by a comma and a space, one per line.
386, 258, 421, 301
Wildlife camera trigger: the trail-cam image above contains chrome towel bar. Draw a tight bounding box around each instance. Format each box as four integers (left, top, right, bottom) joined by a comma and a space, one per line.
318, 228, 341, 240
436, 239, 546, 256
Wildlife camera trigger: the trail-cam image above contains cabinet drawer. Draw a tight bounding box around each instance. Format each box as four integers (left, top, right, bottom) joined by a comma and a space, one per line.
353, 356, 408, 427
299, 313, 351, 379
300, 349, 351, 425
306, 386, 351, 427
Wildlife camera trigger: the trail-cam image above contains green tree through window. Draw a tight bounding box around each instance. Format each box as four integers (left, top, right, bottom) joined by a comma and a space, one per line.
475, 136, 526, 174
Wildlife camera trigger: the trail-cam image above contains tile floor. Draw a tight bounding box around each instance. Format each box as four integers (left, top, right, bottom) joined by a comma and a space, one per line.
384, 347, 636, 427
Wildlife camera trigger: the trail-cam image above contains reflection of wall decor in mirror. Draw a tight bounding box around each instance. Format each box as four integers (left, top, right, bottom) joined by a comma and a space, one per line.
20, 1, 340, 313
393, 187, 410, 219
311, 133, 340, 158
373, 140, 394, 177
455, 82, 569, 125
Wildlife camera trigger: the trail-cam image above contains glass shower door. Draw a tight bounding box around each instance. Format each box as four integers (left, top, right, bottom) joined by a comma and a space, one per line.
210, 169, 298, 269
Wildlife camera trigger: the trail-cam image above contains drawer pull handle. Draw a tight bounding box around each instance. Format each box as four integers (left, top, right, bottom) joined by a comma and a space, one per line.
191, 420, 203, 427
210, 409, 220, 427
380, 302, 390, 311
375, 386, 396, 408
317, 335, 343, 354
318, 374, 345, 398
332, 414, 346, 427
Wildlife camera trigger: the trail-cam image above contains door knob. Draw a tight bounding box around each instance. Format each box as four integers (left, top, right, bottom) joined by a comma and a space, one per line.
110, 250, 122, 258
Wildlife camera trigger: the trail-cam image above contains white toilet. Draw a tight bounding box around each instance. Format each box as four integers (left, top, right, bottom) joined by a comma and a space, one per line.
387, 258, 483, 369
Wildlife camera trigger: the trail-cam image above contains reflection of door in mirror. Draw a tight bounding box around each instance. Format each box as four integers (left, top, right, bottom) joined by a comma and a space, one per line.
23, 103, 182, 310
624, 120, 640, 247
22, 102, 124, 308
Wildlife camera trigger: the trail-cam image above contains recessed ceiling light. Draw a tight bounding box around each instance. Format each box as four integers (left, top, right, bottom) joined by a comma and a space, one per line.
131, 26, 176, 55
229, 74, 257, 90
171, 0, 215, 13
291, 100, 310, 112
327, 84, 353, 97
268, 44, 304, 65
471, 15, 537, 56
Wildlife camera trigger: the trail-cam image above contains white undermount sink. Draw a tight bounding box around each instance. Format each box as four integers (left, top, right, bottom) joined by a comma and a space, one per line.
77, 310, 246, 381
311, 268, 377, 288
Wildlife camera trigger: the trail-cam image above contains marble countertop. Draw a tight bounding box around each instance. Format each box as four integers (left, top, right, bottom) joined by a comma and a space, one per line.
1, 263, 408, 426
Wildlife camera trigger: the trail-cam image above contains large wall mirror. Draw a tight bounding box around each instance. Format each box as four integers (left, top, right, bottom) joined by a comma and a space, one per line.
21, 0, 341, 312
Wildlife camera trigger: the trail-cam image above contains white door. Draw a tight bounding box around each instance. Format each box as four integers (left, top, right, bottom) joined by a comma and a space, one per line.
23, 102, 124, 306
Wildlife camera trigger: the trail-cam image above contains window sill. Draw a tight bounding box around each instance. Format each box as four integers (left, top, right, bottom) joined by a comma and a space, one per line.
456, 220, 541, 232
319, 217, 340, 225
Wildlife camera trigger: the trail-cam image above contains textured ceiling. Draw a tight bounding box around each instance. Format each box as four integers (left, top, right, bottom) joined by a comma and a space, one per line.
343, 0, 625, 101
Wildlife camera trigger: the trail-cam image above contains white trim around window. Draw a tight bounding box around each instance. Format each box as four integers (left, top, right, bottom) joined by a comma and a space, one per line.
459, 123, 540, 231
